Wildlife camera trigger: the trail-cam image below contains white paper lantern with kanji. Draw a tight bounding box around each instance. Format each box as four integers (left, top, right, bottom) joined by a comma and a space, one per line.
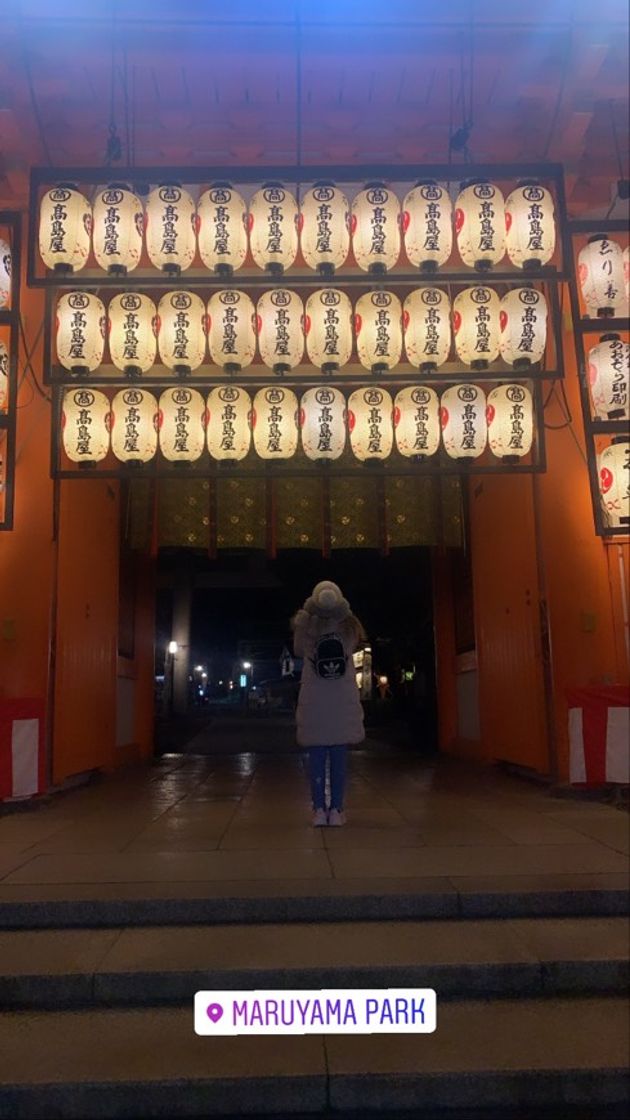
62, 388, 110, 463
300, 386, 346, 460
39, 184, 91, 273
304, 289, 353, 373
394, 386, 440, 458
348, 387, 393, 461
146, 184, 196, 274
158, 387, 206, 462
252, 387, 298, 459
256, 289, 303, 373
0, 340, 8, 410
505, 182, 556, 270
207, 290, 256, 373
440, 384, 487, 459
56, 292, 106, 374
402, 181, 452, 273
157, 291, 207, 375
624, 246, 629, 305
110, 388, 158, 463
578, 236, 626, 317
403, 288, 451, 370
355, 291, 402, 372
598, 440, 630, 529
351, 184, 400, 274
0, 238, 11, 307
207, 385, 252, 461
455, 181, 505, 271
299, 183, 350, 275
486, 384, 534, 459
453, 286, 500, 369
92, 184, 143, 274
197, 184, 248, 276
588, 334, 630, 421
499, 287, 547, 367
248, 184, 298, 275
108, 293, 157, 377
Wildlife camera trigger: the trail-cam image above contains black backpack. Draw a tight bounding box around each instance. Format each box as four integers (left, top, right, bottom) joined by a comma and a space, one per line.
312, 633, 347, 680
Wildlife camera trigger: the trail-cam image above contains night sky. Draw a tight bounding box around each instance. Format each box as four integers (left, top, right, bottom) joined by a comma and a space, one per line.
156, 547, 435, 685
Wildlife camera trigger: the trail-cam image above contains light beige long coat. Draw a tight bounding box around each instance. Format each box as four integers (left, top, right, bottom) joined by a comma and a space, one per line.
292, 609, 366, 748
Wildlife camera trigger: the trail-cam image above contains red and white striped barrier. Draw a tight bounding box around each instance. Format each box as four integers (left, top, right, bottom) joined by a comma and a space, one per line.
567, 686, 630, 786
0, 700, 46, 801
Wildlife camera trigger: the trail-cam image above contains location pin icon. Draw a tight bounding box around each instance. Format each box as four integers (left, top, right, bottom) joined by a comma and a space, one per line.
206, 1003, 224, 1024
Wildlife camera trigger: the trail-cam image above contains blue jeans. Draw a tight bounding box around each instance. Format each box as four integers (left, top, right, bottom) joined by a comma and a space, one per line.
309, 746, 347, 811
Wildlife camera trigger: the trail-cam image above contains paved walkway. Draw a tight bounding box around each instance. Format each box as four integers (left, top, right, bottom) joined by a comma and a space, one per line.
0, 722, 627, 911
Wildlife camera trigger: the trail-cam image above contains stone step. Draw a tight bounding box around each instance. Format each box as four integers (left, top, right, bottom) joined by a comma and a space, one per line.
0, 996, 627, 1118
0, 916, 627, 1009
0, 872, 627, 929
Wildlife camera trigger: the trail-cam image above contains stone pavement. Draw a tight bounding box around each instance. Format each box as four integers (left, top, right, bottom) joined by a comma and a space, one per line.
1, 727, 628, 1117
0, 725, 627, 921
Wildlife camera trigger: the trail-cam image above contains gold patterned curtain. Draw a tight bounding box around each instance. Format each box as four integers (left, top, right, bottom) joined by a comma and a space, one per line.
127, 472, 462, 552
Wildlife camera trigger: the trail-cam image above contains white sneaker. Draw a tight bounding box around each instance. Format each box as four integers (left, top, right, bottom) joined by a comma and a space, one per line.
328, 809, 346, 827
312, 808, 328, 827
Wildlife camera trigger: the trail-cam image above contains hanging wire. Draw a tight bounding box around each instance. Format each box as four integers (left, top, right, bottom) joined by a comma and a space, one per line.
18, 2, 54, 166
105, 0, 123, 164
295, 0, 303, 203
604, 100, 627, 218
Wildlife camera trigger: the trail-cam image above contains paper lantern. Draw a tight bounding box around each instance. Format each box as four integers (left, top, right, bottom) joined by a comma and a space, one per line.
197, 183, 248, 276
38, 184, 91, 274
145, 183, 196, 274
56, 292, 106, 374
505, 182, 556, 270
347, 387, 393, 461
598, 439, 630, 529
207, 290, 256, 373
256, 289, 304, 373
0, 238, 11, 308
624, 246, 629, 305
92, 184, 143, 274
499, 288, 547, 367
252, 387, 298, 459
402, 181, 452, 273
578, 236, 626, 317
588, 334, 630, 421
158, 387, 206, 462
248, 184, 298, 275
0, 339, 8, 410
304, 289, 353, 373
453, 286, 500, 369
455, 181, 506, 271
110, 388, 158, 463
486, 384, 534, 459
157, 291, 207, 375
61, 388, 110, 463
355, 291, 402, 373
207, 385, 252, 461
300, 386, 346, 460
299, 183, 350, 275
394, 386, 440, 458
440, 384, 487, 459
108, 293, 157, 377
351, 183, 400, 274
403, 288, 451, 371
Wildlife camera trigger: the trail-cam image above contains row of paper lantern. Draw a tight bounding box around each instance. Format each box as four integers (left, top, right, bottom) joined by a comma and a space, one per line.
39, 179, 559, 278
578, 237, 629, 319
598, 440, 630, 530
55, 285, 548, 377
61, 382, 535, 465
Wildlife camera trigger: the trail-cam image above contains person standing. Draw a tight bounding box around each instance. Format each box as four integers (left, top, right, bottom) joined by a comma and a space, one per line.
291, 581, 366, 826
